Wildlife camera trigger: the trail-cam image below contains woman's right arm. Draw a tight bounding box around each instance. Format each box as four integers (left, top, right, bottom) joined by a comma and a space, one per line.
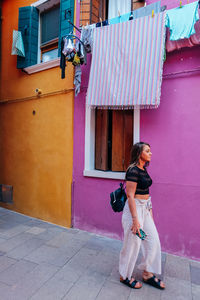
126, 181, 141, 237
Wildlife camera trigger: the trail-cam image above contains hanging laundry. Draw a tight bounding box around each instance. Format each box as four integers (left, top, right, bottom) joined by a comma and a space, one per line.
96, 20, 109, 27
166, 1, 199, 41
60, 38, 66, 79
74, 65, 82, 96
60, 37, 76, 78
133, 1, 161, 19
11, 30, 25, 57
108, 0, 131, 19
166, 19, 200, 52
81, 24, 95, 53
190, 18, 200, 44
109, 12, 131, 25
82, 44, 87, 65
62, 38, 75, 56
109, 1, 161, 25
62, 38, 76, 62
76, 42, 85, 65
87, 12, 166, 109
72, 53, 80, 66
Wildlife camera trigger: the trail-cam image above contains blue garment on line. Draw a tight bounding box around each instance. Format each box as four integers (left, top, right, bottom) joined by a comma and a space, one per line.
166, 1, 199, 41
96, 20, 109, 27
133, 1, 161, 19
109, 1, 161, 25
109, 12, 131, 25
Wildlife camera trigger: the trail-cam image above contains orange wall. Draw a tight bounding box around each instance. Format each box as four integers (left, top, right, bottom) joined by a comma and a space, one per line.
0, 0, 74, 227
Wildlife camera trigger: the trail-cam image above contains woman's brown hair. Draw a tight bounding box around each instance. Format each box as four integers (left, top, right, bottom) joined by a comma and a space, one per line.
127, 142, 150, 171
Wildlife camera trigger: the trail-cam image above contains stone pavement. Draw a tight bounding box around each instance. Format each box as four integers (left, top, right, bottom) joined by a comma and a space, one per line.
0, 207, 199, 300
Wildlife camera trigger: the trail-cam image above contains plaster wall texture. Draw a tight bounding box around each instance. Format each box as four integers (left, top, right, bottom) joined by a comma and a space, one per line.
73, 0, 200, 260
0, 0, 74, 227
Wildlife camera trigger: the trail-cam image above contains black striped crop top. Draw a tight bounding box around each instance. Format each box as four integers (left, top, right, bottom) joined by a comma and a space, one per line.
125, 165, 152, 195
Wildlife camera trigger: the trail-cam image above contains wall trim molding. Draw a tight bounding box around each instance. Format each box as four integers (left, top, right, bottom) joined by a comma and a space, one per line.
24, 58, 60, 74
83, 170, 125, 180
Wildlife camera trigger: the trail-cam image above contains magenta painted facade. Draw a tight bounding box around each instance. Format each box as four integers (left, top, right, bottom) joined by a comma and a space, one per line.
73, 0, 200, 260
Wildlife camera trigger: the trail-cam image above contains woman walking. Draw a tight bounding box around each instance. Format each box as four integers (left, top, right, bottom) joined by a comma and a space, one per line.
119, 142, 165, 290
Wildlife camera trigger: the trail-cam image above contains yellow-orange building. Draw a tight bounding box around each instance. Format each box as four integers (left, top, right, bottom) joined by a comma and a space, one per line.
0, 0, 75, 227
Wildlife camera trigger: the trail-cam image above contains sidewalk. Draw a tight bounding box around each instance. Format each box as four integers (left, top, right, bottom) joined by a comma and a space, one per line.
0, 207, 199, 300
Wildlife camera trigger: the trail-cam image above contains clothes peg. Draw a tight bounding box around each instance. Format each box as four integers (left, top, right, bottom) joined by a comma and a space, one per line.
179, 1, 182, 8
100, 17, 102, 27
152, 10, 154, 18
129, 12, 133, 20
118, 10, 121, 17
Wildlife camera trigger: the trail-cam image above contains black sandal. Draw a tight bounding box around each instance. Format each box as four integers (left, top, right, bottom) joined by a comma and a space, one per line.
143, 275, 165, 290
120, 278, 142, 289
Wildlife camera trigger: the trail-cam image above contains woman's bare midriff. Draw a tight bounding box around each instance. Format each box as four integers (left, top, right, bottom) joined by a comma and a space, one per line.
134, 194, 150, 200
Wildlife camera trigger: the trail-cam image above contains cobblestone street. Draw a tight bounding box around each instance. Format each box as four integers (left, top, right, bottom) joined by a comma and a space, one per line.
0, 207, 199, 300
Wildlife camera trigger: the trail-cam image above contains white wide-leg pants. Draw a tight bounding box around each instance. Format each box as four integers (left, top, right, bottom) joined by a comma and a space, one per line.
119, 198, 161, 280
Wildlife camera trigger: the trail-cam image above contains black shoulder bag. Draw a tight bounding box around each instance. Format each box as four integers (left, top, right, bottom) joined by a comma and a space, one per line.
110, 182, 127, 212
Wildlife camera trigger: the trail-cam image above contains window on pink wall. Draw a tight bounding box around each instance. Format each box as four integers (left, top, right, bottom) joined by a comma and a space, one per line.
84, 107, 140, 180
95, 109, 133, 172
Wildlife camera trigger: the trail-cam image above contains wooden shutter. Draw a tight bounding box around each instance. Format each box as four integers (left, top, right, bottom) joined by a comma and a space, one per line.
59, 0, 75, 55
80, 0, 106, 26
112, 110, 133, 172
80, 0, 90, 26
123, 111, 134, 170
17, 6, 39, 69
91, 0, 106, 24
0, 6, 2, 63
95, 109, 109, 171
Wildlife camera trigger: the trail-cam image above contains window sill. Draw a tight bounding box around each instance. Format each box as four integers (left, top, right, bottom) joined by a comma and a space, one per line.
23, 58, 60, 74
83, 170, 126, 180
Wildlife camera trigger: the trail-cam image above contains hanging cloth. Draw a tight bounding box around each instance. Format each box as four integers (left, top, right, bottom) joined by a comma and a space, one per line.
86, 12, 166, 109
109, 12, 131, 25
81, 24, 96, 53
60, 38, 66, 79
133, 1, 161, 19
74, 65, 82, 97
108, 0, 131, 19
11, 30, 25, 57
96, 20, 109, 27
166, 1, 199, 41
109, 1, 161, 26
166, 19, 200, 52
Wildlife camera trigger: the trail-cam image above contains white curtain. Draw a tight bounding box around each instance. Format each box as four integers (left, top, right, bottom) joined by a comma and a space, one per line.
108, 0, 131, 19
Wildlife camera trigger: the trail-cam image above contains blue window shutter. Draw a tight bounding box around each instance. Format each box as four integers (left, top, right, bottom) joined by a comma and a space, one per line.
59, 0, 74, 56
17, 6, 39, 69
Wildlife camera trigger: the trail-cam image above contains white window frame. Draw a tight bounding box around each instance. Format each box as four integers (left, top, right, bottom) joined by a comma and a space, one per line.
31, 0, 60, 12
84, 107, 140, 180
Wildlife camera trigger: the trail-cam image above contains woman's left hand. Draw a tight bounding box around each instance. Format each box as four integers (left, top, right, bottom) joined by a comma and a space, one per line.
131, 218, 141, 236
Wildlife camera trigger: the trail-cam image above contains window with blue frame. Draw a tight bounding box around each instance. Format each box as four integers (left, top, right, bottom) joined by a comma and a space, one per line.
17, 0, 74, 69
40, 5, 60, 63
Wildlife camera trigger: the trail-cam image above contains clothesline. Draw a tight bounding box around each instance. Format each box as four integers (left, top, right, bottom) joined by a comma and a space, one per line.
79, 1, 200, 56
74, 0, 200, 31
66, 0, 200, 51
68, 1, 200, 100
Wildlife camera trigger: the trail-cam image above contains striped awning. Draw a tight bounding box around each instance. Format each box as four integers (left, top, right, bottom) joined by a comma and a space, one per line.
86, 12, 166, 109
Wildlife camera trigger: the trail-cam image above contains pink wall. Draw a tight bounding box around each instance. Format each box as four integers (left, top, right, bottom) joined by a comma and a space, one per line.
73, 0, 200, 260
